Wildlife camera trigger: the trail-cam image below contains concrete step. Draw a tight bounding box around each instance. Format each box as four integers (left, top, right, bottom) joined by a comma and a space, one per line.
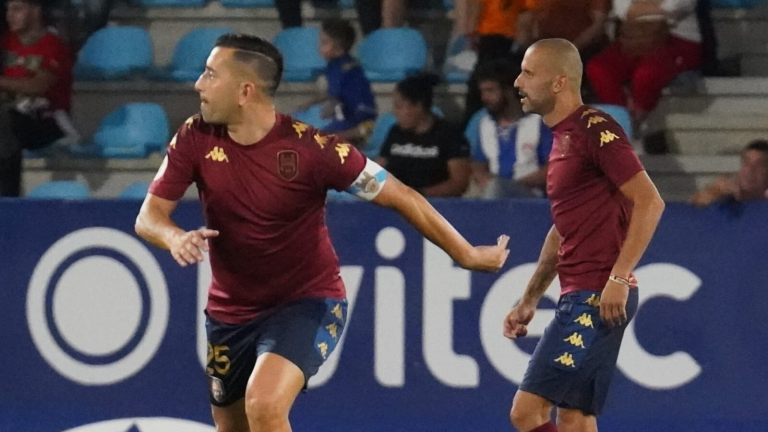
741, 54, 768, 76
665, 77, 768, 96
657, 95, 768, 115
662, 113, 768, 131
640, 154, 740, 174
667, 129, 767, 155
648, 172, 721, 202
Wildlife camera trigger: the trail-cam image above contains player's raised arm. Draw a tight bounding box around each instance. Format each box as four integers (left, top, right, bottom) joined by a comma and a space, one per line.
355, 161, 509, 272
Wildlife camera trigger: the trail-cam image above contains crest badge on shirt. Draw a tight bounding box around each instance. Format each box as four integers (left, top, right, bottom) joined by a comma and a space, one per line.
277, 150, 299, 181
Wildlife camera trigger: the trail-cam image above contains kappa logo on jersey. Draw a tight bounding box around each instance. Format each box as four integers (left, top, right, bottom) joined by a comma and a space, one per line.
555, 353, 576, 367
206, 147, 229, 163
587, 116, 607, 128
185, 115, 197, 128
564, 332, 585, 348
335, 143, 351, 164
277, 150, 299, 181
574, 313, 594, 328
581, 108, 598, 118
293, 121, 309, 138
599, 131, 620, 147
169, 134, 178, 150
314, 133, 328, 149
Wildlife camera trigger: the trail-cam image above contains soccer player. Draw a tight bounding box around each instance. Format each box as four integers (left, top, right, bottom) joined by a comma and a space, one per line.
503, 39, 665, 432
134, 34, 510, 432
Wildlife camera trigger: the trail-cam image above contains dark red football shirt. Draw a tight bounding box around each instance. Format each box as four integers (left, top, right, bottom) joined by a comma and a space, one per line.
547, 105, 644, 294
1, 31, 73, 112
149, 113, 366, 324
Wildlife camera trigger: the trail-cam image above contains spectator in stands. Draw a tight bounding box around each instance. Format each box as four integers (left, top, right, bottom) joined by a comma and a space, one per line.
691, 140, 768, 207
0, 0, 78, 197
376, 74, 471, 197
586, 0, 702, 134
516, 0, 609, 101
469, 60, 552, 198
459, 0, 528, 125
298, 18, 377, 146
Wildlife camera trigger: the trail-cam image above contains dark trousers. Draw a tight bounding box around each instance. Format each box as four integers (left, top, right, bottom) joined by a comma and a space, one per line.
276, 0, 381, 35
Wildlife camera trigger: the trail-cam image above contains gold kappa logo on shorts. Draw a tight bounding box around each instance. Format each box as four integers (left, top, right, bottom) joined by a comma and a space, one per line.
331, 304, 344, 322
318, 342, 329, 359
326, 323, 339, 340
555, 353, 576, 367
574, 313, 594, 328
564, 332, 585, 348
585, 294, 601, 308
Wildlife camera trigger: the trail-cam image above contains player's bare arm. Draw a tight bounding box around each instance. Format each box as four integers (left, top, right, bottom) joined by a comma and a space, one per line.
135, 193, 219, 267
371, 174, 509, 272
601, 171, 665, 327
503, 224, 561, 339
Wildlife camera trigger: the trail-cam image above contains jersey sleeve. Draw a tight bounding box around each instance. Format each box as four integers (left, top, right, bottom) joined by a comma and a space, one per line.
586, 114, 645, 188
148, 116, 199, 200
309, 128, 367, 192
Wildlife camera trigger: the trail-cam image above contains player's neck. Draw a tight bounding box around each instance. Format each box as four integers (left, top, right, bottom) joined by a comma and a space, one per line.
542, 93, 583, 128
227, 105, 277, 146
496, 103, 522, 126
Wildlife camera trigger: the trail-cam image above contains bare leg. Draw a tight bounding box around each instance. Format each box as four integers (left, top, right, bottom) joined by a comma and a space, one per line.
556, 408, 598, 432
510, 390, 554, 432
244, 353, 305, 432
212, 399, 250, 432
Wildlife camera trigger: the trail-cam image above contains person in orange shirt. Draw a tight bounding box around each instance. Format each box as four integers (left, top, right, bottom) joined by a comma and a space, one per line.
458, 0, 528, 124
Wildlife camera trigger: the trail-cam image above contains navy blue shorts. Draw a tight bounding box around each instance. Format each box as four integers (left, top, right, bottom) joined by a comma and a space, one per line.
205, 297, 348, 407
519, 289, 639, 416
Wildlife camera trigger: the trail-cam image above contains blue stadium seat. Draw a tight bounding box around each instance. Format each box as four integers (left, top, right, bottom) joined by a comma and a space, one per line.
443, 36, 474, 84
364, 107, 442, 158
273, 27, 326, 82
464, 108, 487, 149
139, 0, 204, 6
74, 27, 152, 80
359, 28, 428, 82
592, 104, 633, 139
119, 182, 151, 200
220, 0, 273, 6
27, 181, 90, 199
292, 104, 332, 129
337, 0, 355, 8
151, 27, 233, 82
71, 103, 170, 158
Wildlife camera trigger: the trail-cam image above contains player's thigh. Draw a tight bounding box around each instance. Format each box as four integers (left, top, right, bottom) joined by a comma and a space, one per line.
557, 408, 597, 432
244, 352, 305, 418
511, 389, 554, 425
211, 399, 249, 432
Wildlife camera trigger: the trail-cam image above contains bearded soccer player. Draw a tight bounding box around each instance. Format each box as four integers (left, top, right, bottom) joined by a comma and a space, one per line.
503, 39, 665, 432
134, 34, 510, 432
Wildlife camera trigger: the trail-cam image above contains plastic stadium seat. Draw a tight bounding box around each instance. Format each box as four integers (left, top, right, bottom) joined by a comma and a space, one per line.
463, 108, 488, 149
140, 0, 204, 6
71, 103, 170, 158
119, 182, 151, 199
592, 104, 633, 139
220, 0, 273, 6
292, 104, 332, 129
364, 107, 443, 158
273, 28, 326, 82
27, 181, 90, 199
75, 26, 152, 80
359, 28, 428, 82
443, 35, 475, 84
151, 27, 233, 82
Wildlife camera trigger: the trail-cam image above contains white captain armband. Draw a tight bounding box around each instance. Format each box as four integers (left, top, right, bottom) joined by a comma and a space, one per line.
346, 158, 388, 201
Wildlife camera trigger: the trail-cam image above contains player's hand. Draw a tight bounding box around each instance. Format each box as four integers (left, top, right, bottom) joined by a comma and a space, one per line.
460, 235, 510, 272
600, 280, 629, 327
503, 301, 536, 339
169, 228, 219, 267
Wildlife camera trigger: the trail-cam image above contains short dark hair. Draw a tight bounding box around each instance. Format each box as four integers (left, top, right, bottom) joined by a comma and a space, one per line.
395, 73, 441, 109
321, 18, 356, 54
215, 33, 284, 97
745, 139, 768, 155
475, 59, 520, 89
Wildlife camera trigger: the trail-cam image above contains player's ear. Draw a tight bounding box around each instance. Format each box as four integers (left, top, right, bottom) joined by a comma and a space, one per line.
552, 75, 566, 94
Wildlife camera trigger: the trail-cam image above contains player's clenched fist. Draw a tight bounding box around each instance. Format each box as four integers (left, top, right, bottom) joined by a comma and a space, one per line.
503, 302, 535, 339
169, 228, 219, 267
459, 235, 510, 272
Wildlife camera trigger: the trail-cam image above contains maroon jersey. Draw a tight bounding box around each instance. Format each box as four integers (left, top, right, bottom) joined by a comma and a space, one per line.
546, 106, 644, 295
149, 113, 366, 324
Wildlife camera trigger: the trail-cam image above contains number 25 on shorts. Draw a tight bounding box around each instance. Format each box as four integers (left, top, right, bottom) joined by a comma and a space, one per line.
206, 343, 231, 375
